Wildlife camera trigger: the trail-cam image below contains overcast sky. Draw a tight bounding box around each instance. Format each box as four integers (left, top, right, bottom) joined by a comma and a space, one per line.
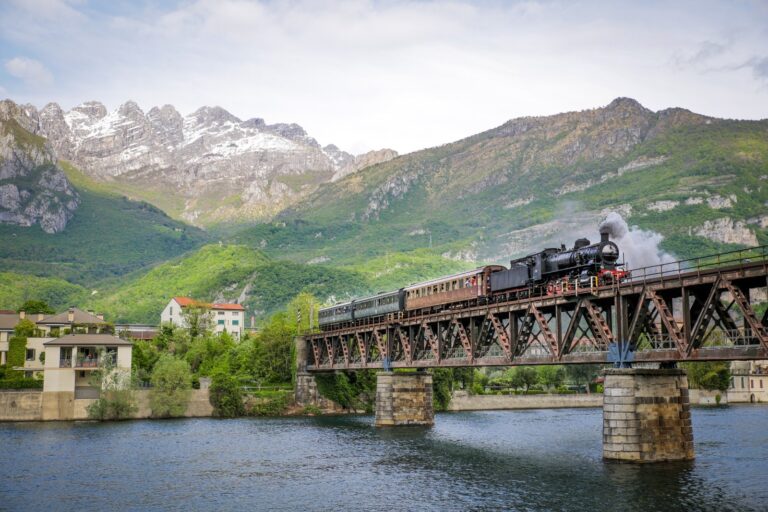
1, 0, 767, 154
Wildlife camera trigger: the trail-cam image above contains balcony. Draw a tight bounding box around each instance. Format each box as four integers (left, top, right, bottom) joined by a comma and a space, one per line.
75, 357, 100, 368
59, 359, 72, 368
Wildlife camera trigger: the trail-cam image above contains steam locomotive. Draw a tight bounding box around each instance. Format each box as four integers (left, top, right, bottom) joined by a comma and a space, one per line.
319, 228, 627, 329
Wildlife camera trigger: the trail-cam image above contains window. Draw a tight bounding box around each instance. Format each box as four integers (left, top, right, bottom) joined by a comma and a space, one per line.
762, 380, 764, 389
218, 311, 225, 316
231, 311, 239, 316
218, 319, 225, 325
26, 349, 35, 361
232, 320, 239, 326
170, 307, 173, 316
741, 377, 745, 388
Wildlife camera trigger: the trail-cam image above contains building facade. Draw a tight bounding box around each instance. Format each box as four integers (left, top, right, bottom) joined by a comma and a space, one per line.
160, 297, 245, 339
729, 361, 768, 403
42, 333, 133, 419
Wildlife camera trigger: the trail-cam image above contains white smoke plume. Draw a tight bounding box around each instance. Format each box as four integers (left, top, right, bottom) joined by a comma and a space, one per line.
598, 212, 676, 271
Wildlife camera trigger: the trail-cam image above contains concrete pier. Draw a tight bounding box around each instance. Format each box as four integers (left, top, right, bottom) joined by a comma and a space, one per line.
603, 368, 694, 462
375, 372, 434, 427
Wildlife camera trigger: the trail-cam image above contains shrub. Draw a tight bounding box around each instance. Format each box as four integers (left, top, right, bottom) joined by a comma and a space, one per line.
0, 378, 43, 389
247, 393, 290, 416
209, 371, 245, 418
302, 404, 322, 416
88, 390, 136, 420
149, 355, 193, 418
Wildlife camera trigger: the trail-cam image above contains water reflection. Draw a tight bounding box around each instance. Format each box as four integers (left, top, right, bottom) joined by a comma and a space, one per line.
0, 406, 766, 511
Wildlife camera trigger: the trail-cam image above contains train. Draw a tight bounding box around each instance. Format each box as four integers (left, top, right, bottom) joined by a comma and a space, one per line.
318, 227, 628, 329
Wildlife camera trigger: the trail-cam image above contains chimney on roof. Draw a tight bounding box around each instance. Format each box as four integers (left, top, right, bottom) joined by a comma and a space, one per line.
19, 311, 25, 319
88, 309, 95, 315
67, 307, 75, 323
97, 313, 104, 321
37, 313, 44, 321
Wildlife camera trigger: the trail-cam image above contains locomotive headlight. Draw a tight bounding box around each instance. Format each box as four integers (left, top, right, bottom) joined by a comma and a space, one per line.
600, 242, 619, 262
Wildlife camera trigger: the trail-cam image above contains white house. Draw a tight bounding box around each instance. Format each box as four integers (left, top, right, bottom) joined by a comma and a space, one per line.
160, 297, 245, 339
42, 333, 133, 419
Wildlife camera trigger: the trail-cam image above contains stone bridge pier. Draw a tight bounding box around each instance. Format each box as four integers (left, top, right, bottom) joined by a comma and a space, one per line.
602, 368, 694, 462
374, 372, 434, 427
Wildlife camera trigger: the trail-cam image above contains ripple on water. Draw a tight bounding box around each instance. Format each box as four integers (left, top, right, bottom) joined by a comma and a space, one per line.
0, 407, 766, 511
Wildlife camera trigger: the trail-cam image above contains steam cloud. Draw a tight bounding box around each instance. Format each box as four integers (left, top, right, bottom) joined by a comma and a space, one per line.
598, 212, 676, 271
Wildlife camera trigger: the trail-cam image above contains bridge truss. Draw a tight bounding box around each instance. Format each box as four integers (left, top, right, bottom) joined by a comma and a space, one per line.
304, 247, 768, 371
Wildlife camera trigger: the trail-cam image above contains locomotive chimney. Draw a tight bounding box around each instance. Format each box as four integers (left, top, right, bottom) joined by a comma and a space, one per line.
600, 226, 610, 244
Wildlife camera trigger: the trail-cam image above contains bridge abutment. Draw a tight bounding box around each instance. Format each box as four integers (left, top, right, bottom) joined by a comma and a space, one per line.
603, 368, 694, 463
375, 372, 434, 427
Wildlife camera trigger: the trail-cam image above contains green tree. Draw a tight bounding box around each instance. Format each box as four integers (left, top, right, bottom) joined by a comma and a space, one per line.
132, 339, 161, 383
315, 371, 376, 412
209, 370, 245, 418
186, 332, 236, 376
513, 367, 538, 392
252, 312, 295, 384
182, 305, 213, 341
537, 365, 565, 389
13, 318, 36, 337
564, 364, 602, 394
17, 300, 54, 315
430, 368, 455, 410
149, 355, 193, 417
683, 362, 731, 392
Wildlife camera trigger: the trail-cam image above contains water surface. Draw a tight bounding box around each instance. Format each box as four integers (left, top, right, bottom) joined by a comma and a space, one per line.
1, 406, 766, 511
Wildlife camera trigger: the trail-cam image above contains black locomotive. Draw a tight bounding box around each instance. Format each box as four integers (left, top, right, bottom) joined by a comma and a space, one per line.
490, 228, 624, 294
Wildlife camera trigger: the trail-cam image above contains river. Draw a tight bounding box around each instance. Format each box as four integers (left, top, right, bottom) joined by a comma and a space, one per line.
1, 406, 766, 511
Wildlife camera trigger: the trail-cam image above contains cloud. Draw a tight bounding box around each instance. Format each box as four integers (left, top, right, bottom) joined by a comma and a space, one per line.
751, 57, 768, 80
4, 56, 53, 86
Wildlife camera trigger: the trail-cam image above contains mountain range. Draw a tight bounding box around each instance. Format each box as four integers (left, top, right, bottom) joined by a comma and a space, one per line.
1, 96, 766, 323
9, 99, 397, 226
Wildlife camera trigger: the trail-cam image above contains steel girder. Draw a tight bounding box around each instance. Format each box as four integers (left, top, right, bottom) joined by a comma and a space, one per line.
306, 264, 768, 371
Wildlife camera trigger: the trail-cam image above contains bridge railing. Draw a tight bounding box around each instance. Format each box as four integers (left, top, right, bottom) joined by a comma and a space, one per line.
627, 244, 768, 284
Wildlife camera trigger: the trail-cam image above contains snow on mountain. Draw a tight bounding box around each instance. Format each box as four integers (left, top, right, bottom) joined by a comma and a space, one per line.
23, 100, 358, 225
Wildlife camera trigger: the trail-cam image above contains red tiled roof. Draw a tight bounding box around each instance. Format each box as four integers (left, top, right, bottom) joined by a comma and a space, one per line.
212, 303, 245, 311
173, 297, 204, 307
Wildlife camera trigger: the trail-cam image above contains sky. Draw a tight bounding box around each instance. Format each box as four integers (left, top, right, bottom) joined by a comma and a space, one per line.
1, 0, 767, 154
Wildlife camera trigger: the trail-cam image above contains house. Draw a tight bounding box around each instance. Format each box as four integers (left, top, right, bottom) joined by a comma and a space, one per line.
729, 361, 768, 403
160, 297, 245, 339
42, 333, 133, 420
35, 307, 109, 337
7, 307, 112, 378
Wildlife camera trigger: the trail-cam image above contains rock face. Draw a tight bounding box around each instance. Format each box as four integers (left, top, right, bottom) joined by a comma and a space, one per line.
332, 148, 398, 182
694, 218, 758, 246
18, 99, 368, 225
0, 100, 79, 233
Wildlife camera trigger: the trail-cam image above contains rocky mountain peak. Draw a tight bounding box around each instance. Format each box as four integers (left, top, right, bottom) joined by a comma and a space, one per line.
71, 101, 107, 120
187, 105, 240, 126
0, 99, 80, 233
118, 100, 144, 117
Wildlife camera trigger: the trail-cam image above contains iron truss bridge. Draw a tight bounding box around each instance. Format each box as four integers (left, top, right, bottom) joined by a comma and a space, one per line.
303, 246, 768, 371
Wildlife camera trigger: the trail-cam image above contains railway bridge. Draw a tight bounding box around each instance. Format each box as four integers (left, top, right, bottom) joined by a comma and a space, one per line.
296, 246, 768, 462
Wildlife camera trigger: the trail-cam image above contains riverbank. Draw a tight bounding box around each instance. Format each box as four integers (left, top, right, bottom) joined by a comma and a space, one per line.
0, 387, 760, 421
0, 389, 213, 421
